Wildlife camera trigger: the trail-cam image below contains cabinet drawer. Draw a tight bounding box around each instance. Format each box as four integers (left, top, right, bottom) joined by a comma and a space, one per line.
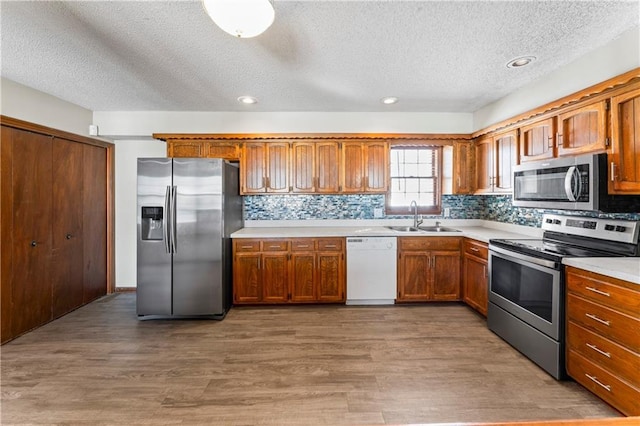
291, 239, 316, 251
260, 240, 289, 252
567, 349, 640, 416
567, 267, 640, 315
234, 240, 260, 252
463, 239, 488, 260
399, 237, 461, 251
567, 321, 640, 388
567, 293, 640, 352
206, 143, 239, 160
317, 238, 343, 252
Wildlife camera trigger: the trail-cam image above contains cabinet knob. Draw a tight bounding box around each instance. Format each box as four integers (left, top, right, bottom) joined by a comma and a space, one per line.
30, 240, 37, 247
66, 234, 72, 240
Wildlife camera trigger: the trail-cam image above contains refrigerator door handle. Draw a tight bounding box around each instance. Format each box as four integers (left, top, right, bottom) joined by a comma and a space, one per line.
163, 185, 171, 253
170, 185, 178, 253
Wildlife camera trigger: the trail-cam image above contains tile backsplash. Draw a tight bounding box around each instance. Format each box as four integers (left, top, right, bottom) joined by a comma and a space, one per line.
243, 194, 640, 226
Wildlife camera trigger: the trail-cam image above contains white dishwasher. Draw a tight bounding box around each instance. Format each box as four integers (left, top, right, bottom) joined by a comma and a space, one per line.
346, 237, 397, 305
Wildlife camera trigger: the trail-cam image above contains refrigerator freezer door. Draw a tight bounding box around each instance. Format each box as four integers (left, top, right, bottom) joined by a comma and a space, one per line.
172, 158, 223, 315
137, 158, 173, 315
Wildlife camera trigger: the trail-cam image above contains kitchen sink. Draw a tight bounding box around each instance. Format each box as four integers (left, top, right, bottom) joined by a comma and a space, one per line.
418, 226, 461, 232
385, 226, 421, 232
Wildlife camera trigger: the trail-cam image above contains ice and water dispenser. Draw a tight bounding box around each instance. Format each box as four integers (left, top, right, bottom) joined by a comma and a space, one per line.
141, 207, 164, 240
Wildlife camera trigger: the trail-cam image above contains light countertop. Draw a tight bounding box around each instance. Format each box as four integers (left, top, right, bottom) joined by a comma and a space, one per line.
563, 257, 640, 285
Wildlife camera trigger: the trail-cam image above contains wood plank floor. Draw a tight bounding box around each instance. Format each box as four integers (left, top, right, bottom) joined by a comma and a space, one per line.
1, 294, 621, 425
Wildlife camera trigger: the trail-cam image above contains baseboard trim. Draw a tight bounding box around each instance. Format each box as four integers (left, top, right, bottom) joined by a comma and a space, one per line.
115, 287, 136, 293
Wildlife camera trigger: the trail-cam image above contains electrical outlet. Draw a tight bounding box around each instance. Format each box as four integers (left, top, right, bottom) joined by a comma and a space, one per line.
444, 207, 450, 217
374, 208, 384, 218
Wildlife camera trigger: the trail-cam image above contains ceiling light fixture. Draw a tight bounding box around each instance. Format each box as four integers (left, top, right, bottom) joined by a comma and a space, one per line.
237, 95, 258, 105
381, 97, 399, 105
507, 56, 536, 68
202, 0, 275, 38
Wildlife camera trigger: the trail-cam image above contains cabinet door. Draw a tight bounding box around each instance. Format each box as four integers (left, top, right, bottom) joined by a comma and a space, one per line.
316, 141, 340, 193
463, 254, 488, 316
520, 117, 556, 163
290, 253, 316, 302
241, 142, 267, 193
453, 141, 473, 194
341, 142, 364, 193
292, 142, 315, 193
167, 141, 203, 158
397, 251, 430, 301
494, 130, 518, 193
474, 136, 493, 193
431, 251, 461, 301
364, 142, 388, 192
233, 253, 262, 303
83, 144, 108, 303
262, 253, 289, 302
51, 138, 84, 318
557, 100, 608, 157
266, 142, 290, 193
9, 129, 53, 337
317, 252, 344, 302
610, 88, 640, 194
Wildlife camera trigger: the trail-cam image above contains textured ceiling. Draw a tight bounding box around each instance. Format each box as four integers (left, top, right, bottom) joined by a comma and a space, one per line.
1, 1, 638, 113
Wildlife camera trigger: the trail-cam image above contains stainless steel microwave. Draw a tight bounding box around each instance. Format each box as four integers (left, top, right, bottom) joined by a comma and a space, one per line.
512, 153, 640, 213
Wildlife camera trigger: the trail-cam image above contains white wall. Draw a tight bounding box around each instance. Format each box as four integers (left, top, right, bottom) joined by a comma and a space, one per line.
474, 25, 640, 130
114, 139, 166, 287
93, 111, 474, 139
0, 77, 94, 136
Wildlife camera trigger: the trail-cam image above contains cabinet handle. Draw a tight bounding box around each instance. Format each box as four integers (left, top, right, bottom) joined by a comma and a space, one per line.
586, 286, 610, 297
548, 135, 554, 148
30, 240, 37, 247
241, 245, 253, 249
269, 245, 281, 249
66, 234, 72, 240
265, 177, 270, 189
610, 162, 617, 182
586, 343, 611, 358
297, 245, 310, 248
556, 132, 562, 146
585, 374, 611, 392
585, 313, 610, 326
324, 244, 337, 248
470, 247, 480, 252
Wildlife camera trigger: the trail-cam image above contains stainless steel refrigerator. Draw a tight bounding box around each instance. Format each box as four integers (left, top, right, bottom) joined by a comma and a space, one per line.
136, 158, 242, 318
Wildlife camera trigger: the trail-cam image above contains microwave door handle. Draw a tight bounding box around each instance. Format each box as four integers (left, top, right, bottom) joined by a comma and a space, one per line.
564, 166, 577, 201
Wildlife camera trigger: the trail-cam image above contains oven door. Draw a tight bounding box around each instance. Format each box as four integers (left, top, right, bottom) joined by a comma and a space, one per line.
488, 246, 562, 340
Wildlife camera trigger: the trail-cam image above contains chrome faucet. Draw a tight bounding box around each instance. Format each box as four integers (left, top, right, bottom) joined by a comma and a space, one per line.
410, 200, 423, 228
435, 221, 441, 229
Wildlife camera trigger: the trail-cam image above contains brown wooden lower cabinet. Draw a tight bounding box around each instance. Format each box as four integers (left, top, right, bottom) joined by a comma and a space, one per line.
233, 238, 345, 304
396, 237, 461, 302
462, 238, 488, 316
565, 266, 640, 416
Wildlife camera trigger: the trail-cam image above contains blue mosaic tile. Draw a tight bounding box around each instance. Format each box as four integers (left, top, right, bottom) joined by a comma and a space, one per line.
243, 194, 640, 225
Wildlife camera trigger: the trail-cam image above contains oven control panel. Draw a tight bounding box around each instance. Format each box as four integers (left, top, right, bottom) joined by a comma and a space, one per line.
541, 214, 639, 245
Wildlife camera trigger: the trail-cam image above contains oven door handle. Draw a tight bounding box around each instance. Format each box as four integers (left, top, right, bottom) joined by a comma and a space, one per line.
489, 246, 559, 269
564, 166, 580, 202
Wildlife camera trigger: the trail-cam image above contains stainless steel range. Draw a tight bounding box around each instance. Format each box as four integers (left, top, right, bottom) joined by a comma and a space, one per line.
487, 214, 640, 379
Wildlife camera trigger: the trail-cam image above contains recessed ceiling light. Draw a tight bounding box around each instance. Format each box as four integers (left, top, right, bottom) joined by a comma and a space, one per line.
381, 97, 399, 105
507, 56, 536, 68
237, 95, 258, 105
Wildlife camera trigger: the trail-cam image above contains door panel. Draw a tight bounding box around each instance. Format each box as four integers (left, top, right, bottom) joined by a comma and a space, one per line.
291, 253, 315, 302
262, 254, 288, 302
11, 129, 53, 336
432, 251, 461, 301
316, 142, 340, 193
341, 142, 364, 192
317, 252, 343, 301
398, 252, 430, 301
292, 142, 315, 193
137, 158, 172, 316
234, 254, 261, 303
173, 158, 222, 315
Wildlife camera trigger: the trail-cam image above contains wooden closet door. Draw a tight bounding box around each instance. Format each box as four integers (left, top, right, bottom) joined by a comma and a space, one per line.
83, 144, 108, 303
10, 128, 53, 336
51, 138, 84, 318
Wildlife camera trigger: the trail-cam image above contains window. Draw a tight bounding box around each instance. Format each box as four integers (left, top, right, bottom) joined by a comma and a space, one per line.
386, 146, 442, 215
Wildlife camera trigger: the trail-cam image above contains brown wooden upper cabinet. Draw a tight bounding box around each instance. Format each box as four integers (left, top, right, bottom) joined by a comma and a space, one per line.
609, 87, 640, 194
291, 141, 340, 193
556, 100, 608, 157
519, 117, 556, 163
341, 141, 388, 193
166, 139, 240, 160
241, 141, 289, 194
453, 141, 473, 194
474, 130, 517, 194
